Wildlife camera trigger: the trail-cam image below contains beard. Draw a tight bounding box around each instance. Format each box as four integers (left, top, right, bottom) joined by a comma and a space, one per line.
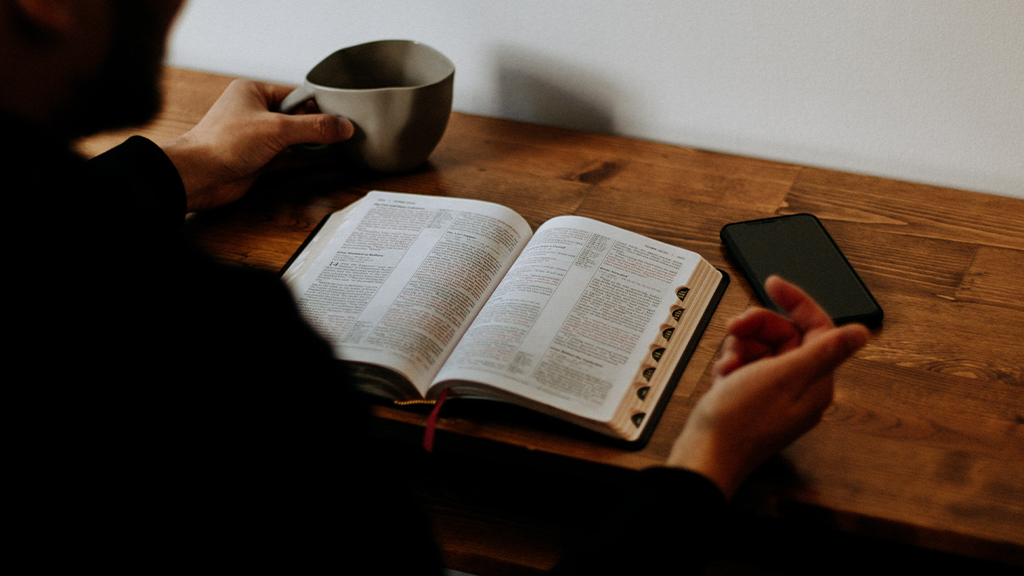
62, 1, 178, 136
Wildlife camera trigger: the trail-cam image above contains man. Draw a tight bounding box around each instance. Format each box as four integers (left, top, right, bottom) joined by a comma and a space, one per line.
4, 1, 442, 571
3, 1, 869, 572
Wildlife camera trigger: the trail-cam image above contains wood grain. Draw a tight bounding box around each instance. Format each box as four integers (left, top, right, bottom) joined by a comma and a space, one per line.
79, 67, 1024, 571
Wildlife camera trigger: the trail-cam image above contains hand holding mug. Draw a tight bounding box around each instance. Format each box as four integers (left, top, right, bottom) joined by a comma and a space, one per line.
162, 79, 355, 212
279, 40, 455, 173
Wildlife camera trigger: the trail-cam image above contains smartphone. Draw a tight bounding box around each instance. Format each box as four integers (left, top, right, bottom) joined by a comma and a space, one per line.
720, 213, 882, 327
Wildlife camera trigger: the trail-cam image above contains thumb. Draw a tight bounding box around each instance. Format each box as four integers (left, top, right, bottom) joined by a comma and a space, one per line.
274, 113, 355, 147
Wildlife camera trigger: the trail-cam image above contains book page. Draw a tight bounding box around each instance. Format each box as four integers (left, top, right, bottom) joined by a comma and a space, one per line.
282, 191, 533, 395
435, 216, 702, 422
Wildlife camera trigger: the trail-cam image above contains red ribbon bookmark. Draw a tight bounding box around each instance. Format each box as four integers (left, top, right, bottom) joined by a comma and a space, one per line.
423, 388, 450, 452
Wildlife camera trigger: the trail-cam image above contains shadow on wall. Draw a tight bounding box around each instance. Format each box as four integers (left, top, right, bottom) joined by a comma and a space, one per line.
494, 45, 618, 136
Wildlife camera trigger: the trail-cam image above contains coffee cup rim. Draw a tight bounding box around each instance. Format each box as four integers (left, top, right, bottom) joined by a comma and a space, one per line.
305, 39, 455, 93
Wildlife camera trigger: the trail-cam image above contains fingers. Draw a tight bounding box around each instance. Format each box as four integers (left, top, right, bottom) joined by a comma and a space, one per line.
238, 80, 354, 147
766, 322, 869, 398
717, 307, 802, 374
717, 277, 844, 378
256, 81, 297, 107
711, 339, 742, 378
727, 307, 802, 346
714, 334, 772, 378
232, 79, 299, 110
217, 80, 354, 148
764, 275, 835, 333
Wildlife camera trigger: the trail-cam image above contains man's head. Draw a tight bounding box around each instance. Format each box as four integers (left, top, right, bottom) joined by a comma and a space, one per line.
0, 0, 185, 136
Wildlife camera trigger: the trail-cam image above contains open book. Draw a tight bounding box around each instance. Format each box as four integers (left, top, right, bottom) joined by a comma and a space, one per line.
282, 191, 728, 444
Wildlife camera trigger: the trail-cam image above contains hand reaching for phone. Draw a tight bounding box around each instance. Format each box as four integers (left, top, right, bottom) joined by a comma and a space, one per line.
666, 276, 869, 499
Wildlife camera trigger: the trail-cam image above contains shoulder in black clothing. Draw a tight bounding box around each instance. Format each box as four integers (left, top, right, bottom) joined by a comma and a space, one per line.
4, 116, 443, 572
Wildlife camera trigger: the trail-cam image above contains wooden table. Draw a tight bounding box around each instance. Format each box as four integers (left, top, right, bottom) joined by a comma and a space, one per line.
80, 68, 1024, 573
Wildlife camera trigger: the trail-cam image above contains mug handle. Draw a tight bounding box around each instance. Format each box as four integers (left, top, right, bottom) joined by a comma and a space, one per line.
279, 85, 315, 114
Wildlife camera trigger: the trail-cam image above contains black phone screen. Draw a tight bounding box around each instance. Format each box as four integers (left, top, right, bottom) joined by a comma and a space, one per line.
720, 214, 882, 327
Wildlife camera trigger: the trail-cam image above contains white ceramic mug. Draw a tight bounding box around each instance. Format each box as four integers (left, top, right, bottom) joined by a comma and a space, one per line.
279, 40, 455, 172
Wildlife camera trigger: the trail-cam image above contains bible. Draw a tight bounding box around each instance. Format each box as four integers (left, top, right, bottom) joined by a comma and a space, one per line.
282, 191, 728, 444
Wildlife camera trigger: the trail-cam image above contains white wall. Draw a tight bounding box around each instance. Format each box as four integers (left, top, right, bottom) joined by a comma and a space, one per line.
168, 0, 1023, 199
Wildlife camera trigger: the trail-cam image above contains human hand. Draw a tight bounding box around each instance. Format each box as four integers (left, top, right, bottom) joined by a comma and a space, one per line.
667, 276, 870, 499
161, 79, 354, 212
